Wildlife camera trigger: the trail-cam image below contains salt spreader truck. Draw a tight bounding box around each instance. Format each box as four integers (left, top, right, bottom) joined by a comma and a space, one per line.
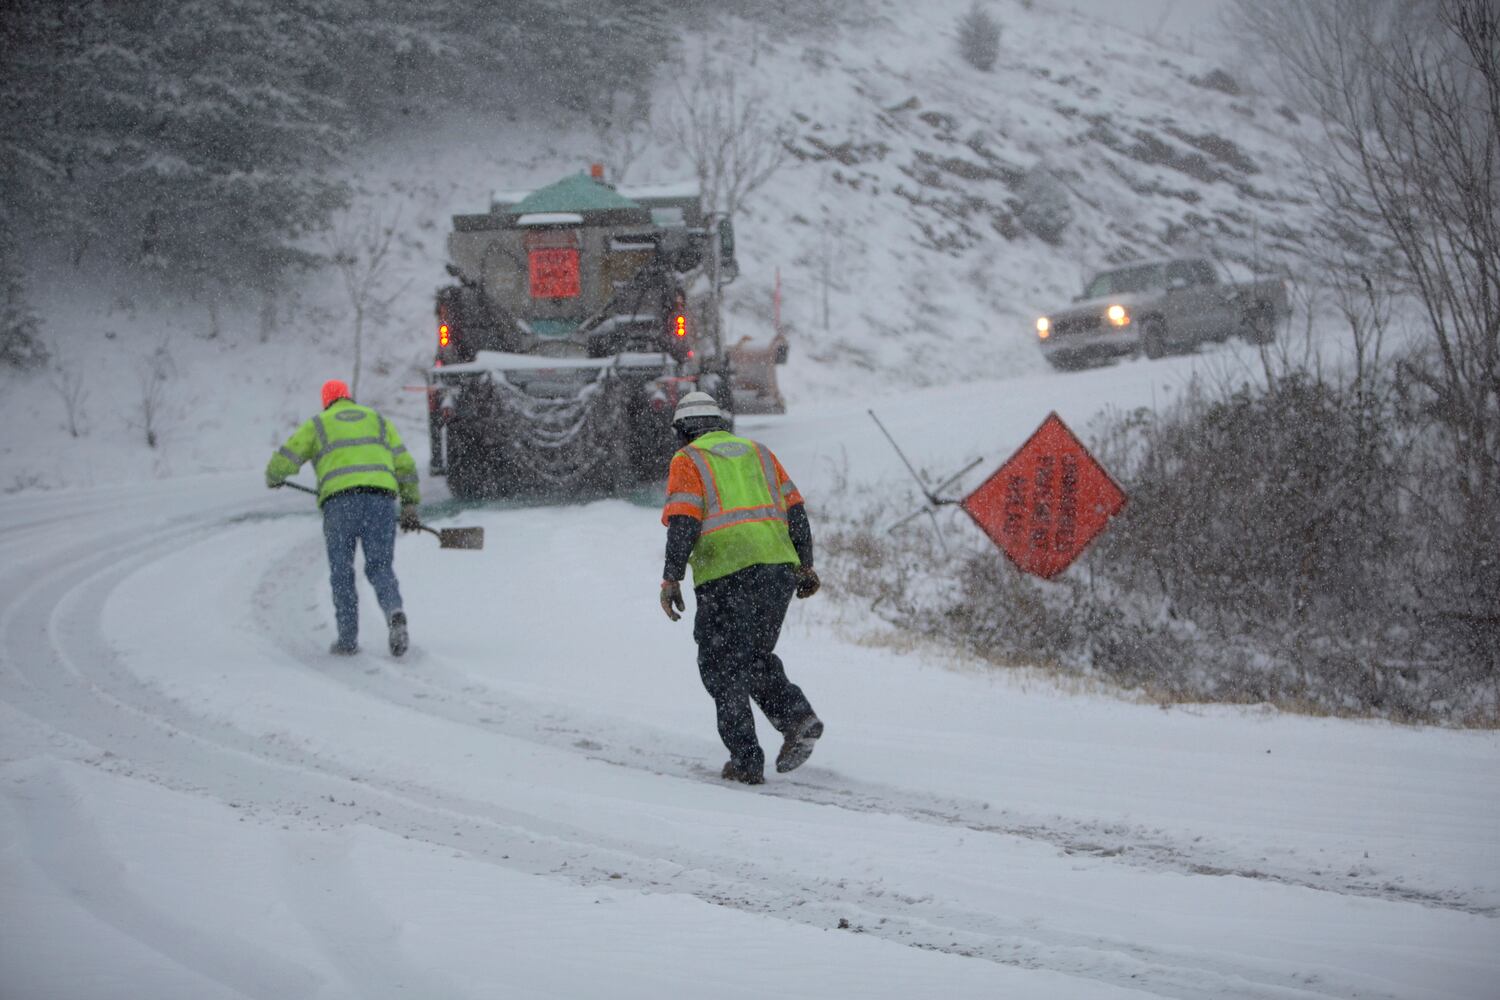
425, 168, 739, 498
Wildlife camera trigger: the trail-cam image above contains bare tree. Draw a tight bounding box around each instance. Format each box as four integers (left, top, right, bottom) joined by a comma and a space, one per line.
47, 361, 87, 438
1234, 0, 1500, 660
813, 169, 849, 331
135, 339, 175, 450
664, 58, 788, 224
325, 205, 408, 399
588, 90, 652, 185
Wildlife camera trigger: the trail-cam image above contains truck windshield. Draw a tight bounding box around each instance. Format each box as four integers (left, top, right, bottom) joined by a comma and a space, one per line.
1083, 263, 1166, 298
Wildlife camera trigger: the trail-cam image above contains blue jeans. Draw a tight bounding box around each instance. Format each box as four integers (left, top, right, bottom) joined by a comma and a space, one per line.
321, 490, 403, 647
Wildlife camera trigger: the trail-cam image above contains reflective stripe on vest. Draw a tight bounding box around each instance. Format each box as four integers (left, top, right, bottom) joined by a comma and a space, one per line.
682, 438, 787, 534
681, 432, 799, 585
319, 463, 399, 491
311, 403, 400, 501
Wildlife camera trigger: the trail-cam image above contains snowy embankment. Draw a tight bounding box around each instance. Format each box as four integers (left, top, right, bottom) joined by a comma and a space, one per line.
4, 364, 1498, 999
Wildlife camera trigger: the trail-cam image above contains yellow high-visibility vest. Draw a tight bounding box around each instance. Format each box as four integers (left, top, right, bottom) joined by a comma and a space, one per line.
679, 431, 799, 585
265, 399, 420, 506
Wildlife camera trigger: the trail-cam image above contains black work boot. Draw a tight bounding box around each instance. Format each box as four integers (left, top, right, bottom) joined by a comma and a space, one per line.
388, 611, 409, 657
329, 640, 358, 656
721, 759, 766, 785
775, 715, 823, 773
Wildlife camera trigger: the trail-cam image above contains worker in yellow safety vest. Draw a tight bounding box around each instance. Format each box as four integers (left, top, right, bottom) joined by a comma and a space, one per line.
659, 391, 823, 785
266, 379, 421, 657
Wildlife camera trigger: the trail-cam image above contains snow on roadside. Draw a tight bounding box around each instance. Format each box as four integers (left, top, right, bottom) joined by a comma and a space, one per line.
1, 758, 1155, 1000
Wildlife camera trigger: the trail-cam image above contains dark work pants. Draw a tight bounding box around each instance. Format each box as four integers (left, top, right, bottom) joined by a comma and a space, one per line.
693, 562, 815, 772
321, 490, 403, 647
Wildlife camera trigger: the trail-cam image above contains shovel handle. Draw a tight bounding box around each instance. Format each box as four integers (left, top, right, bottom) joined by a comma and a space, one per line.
277, 482, 443, 540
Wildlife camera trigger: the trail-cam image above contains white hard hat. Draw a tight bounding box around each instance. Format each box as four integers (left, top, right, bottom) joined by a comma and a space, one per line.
672, 390, 723, 424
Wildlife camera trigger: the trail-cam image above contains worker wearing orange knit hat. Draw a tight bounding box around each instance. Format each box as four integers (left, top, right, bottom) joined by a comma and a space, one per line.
266, 379, 421, 656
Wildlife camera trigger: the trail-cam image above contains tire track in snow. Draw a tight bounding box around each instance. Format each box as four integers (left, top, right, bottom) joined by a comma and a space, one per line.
243, 529, 1459, 1000
296, 592, 1494, 920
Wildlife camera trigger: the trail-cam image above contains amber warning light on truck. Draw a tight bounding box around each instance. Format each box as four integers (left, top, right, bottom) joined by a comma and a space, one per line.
673, 313, 687, 338
438, 323, 451, 348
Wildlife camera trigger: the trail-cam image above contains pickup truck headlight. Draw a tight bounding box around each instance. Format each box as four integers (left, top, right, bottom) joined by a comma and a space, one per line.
1036, 316, 1050, 339
1106, 304, 1130, 327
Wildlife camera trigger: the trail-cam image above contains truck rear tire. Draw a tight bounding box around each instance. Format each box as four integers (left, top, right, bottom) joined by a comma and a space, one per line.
446, 421, 507, 500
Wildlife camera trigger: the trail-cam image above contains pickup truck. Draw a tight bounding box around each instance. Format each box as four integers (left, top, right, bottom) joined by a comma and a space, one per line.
1034, 257, 1287, 368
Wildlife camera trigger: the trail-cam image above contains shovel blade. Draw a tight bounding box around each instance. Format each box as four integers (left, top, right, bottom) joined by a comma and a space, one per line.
436, 526, 484, 550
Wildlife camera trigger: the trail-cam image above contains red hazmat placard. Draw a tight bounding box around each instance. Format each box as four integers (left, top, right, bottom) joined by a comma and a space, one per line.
961, 412, 1126, 579
529, 248, 580, 299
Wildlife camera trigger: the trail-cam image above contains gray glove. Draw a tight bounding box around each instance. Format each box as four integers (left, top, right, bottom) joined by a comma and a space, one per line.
794, 565, 821, 599
660, 579, 685, 621
399, 504, 422, 533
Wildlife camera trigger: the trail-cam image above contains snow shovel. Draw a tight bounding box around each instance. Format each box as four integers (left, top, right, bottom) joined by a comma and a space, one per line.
279, 482, 484, 550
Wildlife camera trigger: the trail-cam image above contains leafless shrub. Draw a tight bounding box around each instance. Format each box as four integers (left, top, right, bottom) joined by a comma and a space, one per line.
818, 483, 1192, 697
1232, 0, 1500, 670
1016, 163, 1073, 244
1097, 375, 1404, 630
47, 360, 88, 438
136, 340, 175, 449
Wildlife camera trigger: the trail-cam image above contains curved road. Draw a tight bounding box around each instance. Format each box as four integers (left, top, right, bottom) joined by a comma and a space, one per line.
3, 375, 1498, 999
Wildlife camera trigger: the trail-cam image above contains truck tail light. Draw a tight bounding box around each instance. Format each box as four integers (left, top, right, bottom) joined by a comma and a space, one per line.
439, 323, 451, 348
673, 313, 688, 338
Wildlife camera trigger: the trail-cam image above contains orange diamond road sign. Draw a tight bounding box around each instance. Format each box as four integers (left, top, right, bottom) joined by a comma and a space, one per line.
962, 412, 1126, 579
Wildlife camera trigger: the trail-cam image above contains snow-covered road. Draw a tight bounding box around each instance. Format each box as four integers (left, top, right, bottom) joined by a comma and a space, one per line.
3, 358, 1498, 999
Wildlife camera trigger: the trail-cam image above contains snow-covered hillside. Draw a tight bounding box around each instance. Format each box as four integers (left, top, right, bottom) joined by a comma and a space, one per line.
727, 0, 1314, 397
1, 0, 1316, 493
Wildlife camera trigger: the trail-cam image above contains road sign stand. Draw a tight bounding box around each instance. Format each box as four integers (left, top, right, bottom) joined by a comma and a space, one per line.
869, 410, 1127, 580
868, 410, 985, 549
